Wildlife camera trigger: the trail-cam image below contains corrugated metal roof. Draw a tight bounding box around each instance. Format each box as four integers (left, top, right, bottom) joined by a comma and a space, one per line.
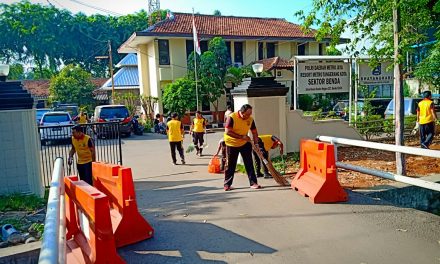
116, 54, 138, 67
101, 67, 139, 89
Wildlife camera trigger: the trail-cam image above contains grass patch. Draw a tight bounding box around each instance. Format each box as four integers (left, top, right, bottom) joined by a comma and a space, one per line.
233, 152, 300, 175
0, 194, 46, 212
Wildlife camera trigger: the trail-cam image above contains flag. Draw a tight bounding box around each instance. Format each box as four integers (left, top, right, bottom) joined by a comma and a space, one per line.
192, 18, 201, 55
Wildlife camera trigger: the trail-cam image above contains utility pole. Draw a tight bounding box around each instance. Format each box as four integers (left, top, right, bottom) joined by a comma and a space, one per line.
393, 0, 406, 175
108, 40, 115, 104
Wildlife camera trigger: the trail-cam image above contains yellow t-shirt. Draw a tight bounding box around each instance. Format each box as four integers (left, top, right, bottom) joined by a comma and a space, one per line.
78, 115, 88, 124
224, 112, 255, 147
72, 135, 93, 164
167, 120, 183, 142
418, 99, 435, 125
259, 135, 275, 152
192, 117, 206, 133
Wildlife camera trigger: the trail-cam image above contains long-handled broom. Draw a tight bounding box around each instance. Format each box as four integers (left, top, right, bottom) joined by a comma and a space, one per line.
251, 143, 289, 186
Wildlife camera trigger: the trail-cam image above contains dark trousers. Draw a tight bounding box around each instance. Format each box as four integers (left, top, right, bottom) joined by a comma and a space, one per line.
224, 142, 258, 187
420, 122, 435, 147
169, 141, 185, 163
253, 148, 269, 175
192, 132, 205, 151
77, 162, 93, 185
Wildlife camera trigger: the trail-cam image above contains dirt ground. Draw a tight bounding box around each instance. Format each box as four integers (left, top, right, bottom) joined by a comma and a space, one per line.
284, 136, 440, 190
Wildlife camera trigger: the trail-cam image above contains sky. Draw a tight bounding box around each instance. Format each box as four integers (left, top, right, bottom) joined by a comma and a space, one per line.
3, 0, 315, 24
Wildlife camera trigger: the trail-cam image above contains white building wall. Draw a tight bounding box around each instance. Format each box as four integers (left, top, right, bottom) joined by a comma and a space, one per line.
0, 109, 43, 196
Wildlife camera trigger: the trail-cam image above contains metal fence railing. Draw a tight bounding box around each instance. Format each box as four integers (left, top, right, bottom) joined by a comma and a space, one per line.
38, 157, 66, 264
317, 135, 440, 192
38, 122, 123, 187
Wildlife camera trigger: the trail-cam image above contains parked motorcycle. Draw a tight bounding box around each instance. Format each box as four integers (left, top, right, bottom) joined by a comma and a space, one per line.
131, 115, 144, 135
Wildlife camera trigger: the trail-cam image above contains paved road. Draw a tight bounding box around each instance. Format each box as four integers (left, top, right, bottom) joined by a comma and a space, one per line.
118, 132, 440, 264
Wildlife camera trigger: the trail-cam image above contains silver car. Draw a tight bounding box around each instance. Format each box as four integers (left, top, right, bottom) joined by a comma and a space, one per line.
39, 111, 72, 145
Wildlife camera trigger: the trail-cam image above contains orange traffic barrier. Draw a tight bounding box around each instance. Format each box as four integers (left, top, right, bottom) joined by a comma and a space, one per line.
64, 176, 125, 264
92, 162, 154, 248
291, 139, 347, 203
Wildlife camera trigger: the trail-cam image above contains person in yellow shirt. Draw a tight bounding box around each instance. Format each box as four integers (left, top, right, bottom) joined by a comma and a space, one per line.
417, 90, 438, 149
74, 111, 89, 124
190, 111, 207, 156
167, 113, 186, 165
68, 125, 96, 185
223, 104, 261, 191
253, 135, 284, 178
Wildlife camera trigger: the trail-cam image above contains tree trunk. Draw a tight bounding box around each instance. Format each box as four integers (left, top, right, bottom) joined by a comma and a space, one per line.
393, 0, 406, 175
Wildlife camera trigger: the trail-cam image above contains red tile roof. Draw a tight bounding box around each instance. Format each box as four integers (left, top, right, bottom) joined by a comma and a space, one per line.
22, 78, 108, 99
141, 13, 317, 39
255, 57, 294, 71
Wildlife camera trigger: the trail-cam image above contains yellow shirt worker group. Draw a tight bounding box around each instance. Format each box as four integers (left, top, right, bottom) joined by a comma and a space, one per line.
417, 90, 438, 149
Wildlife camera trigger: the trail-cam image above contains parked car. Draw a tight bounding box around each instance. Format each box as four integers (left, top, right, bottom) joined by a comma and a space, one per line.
36, 108, 51, 125
333, 98, 392, 120
53, 104, 79, 118
39, 111, 72, 145
384, 98, 422, 119
93, 105, 132, 137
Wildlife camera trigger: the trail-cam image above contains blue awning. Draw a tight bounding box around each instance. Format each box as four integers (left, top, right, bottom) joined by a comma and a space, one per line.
116, 54, 138, 67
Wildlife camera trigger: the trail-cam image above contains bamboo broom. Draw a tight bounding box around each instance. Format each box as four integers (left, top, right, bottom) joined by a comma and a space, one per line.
251, 143, 289, 186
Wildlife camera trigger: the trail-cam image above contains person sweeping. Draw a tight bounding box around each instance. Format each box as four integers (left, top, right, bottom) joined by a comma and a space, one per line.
190, 111, 207, 156
253, 135, 284, 178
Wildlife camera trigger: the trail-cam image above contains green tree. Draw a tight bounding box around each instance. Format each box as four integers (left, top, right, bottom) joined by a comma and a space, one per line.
162, 77, 197, 117
326, 46, 342, 56
414, 40, 440, 89
7, 63, 24, 80
49, 64, 95, 110
213, 10, 222, 16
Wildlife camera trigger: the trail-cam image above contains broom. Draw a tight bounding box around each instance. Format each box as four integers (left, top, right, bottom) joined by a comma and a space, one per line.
251, 143, 289, 186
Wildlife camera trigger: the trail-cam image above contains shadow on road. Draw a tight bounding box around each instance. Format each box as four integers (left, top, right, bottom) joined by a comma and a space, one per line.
118, 221, 275, 263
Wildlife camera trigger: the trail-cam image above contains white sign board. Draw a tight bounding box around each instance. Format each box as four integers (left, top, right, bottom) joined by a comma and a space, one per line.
297, 62, 350, 94
358, 62, 394, 85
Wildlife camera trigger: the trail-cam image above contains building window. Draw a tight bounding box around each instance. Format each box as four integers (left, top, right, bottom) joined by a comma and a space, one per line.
267, 42, 276, 58
234, 42, 243, 65
258, 42, 264, 60
200, 40, 208, 54
298, 44, 306, 55
225, 41, 232, 65
186, 40, 193, 59
158, 40, 170, 65
319, 43, 324, 55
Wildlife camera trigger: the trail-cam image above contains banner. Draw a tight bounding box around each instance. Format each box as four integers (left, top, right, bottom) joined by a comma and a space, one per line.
297, 62, 350, 94
358, 61, 393, 85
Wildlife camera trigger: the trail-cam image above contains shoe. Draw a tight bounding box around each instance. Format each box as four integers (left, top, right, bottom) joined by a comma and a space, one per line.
172, 161, 177, 165
196, 149, 199, 156
250, 184, 262, 189
421, 143, 429, 149
256, 173, 264, 178
224, 186, 233, 191
264, 173, 272, 179
181, 159, 186, 165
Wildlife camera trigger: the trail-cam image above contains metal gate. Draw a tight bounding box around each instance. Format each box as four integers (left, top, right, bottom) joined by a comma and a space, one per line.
39, 122, 123, 187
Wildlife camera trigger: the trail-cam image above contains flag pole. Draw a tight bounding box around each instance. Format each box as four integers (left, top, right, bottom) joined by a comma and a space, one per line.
192, 8, 199, 111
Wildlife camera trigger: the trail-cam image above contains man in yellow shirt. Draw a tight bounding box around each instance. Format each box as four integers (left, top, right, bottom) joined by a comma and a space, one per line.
417, 90, 438, 149
253, 135, 284, 178
68, 125, 96, 185
167, 113, 186, 165
190, 111, 207, 156
223, 104, 261, 191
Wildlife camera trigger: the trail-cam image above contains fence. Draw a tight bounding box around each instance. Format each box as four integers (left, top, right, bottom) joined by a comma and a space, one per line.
317, 135, 440, 192
38, 122, 123, 186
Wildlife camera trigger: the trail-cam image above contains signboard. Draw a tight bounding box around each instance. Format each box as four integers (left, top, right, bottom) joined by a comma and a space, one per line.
358, 62, 394, 85
297, 62, 350, 94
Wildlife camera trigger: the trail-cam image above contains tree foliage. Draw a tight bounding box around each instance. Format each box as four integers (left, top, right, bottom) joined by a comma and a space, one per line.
414, 40, 440, 89
162, 78, 197, 117
295, 0, 439, 61
49, 64, 96, 110
0, 1, 150, 78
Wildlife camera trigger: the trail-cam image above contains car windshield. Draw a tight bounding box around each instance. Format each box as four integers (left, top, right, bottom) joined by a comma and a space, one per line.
36, 110, 50, 118
43, 114, 70, 123
100, 107, 129, 119
387, 99, 414, 113
55, 107, 78, 117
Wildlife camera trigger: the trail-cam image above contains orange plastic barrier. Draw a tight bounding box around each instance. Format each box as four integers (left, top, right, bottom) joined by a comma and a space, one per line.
64, 176, 125, 264
291, 139, 347, 203
92, 162, 154, 248
208, 156, 221, 173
